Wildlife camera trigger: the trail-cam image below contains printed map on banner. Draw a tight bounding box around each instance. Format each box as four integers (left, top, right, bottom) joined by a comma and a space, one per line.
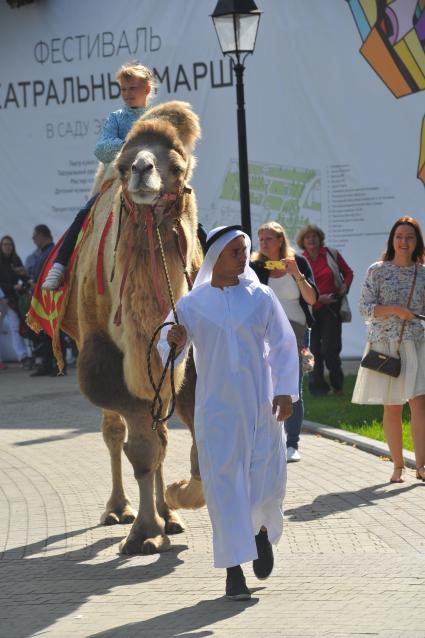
346, 0, 425, 182
207, 160, 321, 241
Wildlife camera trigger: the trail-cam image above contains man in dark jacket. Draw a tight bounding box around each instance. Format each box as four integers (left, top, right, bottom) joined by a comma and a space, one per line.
26, 225, 66, 377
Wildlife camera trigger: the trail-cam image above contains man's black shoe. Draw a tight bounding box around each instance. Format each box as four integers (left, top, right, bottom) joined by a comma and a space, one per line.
253, 529, 274, 580
30, 367, 53, 377
225, 566, 251, 600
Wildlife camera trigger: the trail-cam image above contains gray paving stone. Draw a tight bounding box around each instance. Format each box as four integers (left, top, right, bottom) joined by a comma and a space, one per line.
1, 364, 425, 637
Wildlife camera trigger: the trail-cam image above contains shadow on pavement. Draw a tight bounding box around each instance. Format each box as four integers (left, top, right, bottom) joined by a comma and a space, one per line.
10, 419, 188, 447
285, 481, 421, 522
88, 596, 259, 638
2, 526, 194, 638
13, 430, 83, 446
4, 365, 188, 438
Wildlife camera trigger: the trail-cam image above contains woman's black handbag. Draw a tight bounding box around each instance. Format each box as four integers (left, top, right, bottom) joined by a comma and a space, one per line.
360, 265, 417, 378
360, 350, 401, 377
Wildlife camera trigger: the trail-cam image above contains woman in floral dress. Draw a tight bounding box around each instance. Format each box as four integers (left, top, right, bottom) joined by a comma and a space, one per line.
353, 217, 425, 484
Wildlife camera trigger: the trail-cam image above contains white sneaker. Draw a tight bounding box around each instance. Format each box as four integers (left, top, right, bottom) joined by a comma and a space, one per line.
287, 447, 301, 462
42, 263, 66, 290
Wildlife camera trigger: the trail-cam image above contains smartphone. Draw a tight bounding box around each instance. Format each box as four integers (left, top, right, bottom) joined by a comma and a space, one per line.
264, 260, 286, 271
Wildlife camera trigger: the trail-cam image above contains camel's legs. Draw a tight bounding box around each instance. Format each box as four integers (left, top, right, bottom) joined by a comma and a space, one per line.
101, 409, 136, 526
78, 332, 172, 554
167, 353, 205, 510
120, 405, 171, 555
155, 459, 185, 534
175, 351, 202, 478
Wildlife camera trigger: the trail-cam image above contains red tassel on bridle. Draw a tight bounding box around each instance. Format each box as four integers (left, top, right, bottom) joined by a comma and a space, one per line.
113, 189, 181, 325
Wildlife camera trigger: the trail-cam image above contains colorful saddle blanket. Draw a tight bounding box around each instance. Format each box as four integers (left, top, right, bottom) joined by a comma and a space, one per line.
26, 201, 95, 371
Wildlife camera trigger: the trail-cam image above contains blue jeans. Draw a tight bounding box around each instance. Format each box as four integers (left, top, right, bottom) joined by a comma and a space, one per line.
284, 327, 309, 450
284, 362, 303, 450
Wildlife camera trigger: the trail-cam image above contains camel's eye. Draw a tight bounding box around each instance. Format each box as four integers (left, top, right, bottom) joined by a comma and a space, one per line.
171, 164, 184, 176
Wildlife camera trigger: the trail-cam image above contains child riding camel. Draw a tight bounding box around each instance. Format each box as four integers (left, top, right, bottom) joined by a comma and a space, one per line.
42, 61, 155, 290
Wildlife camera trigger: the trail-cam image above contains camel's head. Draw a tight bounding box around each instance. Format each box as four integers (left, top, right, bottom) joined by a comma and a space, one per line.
116, 101, 201, 207
121, 135, 189, 205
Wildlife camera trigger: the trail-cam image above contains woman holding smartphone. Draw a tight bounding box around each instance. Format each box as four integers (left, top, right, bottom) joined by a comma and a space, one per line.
250, 222, 318, 462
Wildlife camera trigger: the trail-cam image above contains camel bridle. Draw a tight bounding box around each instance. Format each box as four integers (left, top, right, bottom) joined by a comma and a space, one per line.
112, 182, 195, 431
112, 183, 192, 324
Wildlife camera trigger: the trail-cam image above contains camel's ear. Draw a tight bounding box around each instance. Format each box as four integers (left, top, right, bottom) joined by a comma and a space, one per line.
141, 101, 201, 151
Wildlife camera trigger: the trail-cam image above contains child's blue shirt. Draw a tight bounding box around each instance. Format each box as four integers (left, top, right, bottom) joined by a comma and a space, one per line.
94, 104, 147, 164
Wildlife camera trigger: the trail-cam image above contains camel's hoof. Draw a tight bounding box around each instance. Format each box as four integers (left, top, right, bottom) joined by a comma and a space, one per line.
119, 536, 142, 555
102, 513, 120, 526
166, 477, 205, 510
119, 533, 171, 555
101, 504, 136, 526
142, 535, 171, 554
165, 519, 184, 535
120, 511, 136, 525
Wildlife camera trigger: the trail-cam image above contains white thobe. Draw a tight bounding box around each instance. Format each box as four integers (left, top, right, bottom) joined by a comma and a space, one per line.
158, 278, 299, 568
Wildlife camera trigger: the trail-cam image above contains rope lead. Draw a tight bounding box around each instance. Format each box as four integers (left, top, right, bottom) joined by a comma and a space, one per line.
147, 216, 181, 430
147, 321, 178, 431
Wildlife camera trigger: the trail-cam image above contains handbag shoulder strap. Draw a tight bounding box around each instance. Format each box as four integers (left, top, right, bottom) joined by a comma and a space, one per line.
326, 247, 343, 286
326, 247, 338, 263
397, 264, 418, 349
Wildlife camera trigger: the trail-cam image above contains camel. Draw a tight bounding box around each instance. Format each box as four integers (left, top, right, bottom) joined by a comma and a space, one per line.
61, 101, 205, 555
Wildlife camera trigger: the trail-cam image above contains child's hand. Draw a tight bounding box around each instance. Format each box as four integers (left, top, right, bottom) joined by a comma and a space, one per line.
272, 395, 292, 421
167, 324, 187, 351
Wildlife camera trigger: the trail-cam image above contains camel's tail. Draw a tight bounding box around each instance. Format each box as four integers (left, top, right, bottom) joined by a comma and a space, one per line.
165, 476, 205, 510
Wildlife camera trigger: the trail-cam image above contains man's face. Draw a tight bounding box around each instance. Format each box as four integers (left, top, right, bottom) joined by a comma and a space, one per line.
32, 230, 45, 249
213, 235, 247, 279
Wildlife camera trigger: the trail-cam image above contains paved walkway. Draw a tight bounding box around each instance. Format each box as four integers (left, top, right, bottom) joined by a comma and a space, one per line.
1, 364, 425, 638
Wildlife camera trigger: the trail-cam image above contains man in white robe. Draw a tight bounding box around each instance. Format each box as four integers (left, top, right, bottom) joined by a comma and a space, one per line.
158, 225, 299, 600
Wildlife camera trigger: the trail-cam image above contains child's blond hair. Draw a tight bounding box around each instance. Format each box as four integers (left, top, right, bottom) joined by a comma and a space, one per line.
115, 61, 157, 102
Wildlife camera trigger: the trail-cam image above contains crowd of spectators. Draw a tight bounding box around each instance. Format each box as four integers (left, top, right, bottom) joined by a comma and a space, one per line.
3, 215, 423, 488
0, 224, 75, 376
0, 218, 353, 403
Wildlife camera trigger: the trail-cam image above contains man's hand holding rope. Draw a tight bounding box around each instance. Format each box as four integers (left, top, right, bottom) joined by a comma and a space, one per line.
167, 324, 187, 355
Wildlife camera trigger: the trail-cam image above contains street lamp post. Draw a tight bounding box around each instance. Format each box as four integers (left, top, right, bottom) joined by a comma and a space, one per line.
211, 0, 262, 238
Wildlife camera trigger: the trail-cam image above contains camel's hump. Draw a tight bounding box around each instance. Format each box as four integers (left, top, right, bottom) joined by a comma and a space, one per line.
138, 100, 201, 151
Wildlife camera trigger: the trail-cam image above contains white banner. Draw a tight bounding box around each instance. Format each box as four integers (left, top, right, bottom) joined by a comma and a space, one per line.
1, 0, 424, 356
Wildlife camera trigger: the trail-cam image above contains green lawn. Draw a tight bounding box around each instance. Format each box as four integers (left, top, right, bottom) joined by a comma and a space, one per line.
303, 374, 414, 451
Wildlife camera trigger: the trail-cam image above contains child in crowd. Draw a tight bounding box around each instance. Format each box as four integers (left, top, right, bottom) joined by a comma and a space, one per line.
42, 61, 156, 290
